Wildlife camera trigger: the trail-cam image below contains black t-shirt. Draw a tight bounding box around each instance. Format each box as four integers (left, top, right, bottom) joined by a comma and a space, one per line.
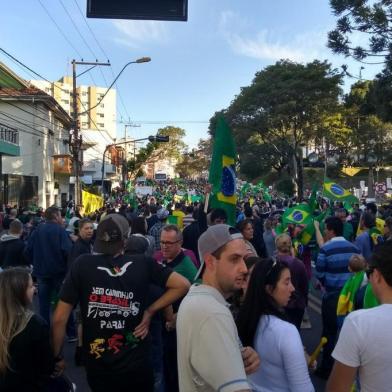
0, 314, 54, 392
60, 253, 172, 375
0, 238, 29, 268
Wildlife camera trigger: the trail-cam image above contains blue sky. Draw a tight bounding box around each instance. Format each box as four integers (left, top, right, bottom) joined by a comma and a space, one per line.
0, 0, 383, 148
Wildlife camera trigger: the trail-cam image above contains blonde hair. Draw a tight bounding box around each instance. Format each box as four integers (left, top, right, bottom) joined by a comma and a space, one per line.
275, 233, 292, 254
0, 268, 33, 373
349, 254, 367, 273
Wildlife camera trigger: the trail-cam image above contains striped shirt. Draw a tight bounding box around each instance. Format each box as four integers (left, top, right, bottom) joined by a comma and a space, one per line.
316, 236, 359, 293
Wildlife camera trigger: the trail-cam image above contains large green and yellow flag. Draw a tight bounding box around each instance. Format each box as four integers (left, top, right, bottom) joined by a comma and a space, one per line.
209, 116, 237, 226
323, 178, 359, 204
282, 204, 312, 226
337, 271, 366, 326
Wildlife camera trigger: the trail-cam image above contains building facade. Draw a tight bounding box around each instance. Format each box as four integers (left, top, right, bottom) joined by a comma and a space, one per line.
0, 63, 73, 208
30, 77, 117, 139
31, 77, 125, 194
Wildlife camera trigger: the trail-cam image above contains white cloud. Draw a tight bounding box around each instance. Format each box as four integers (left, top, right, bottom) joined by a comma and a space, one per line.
219, 10, 328, 63
112, 20, 169, 48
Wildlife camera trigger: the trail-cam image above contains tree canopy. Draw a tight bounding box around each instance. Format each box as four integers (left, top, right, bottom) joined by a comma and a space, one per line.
217, 59, 343, 198
328, 0, 392, 68
127, 126, 186, 179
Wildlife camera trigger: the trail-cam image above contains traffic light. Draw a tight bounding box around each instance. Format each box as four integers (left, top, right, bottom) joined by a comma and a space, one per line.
148, 135, 170, 143
156, 135, 169, 142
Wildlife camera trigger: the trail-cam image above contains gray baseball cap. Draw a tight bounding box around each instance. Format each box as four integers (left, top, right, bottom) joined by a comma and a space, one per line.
196, 224, 243, 279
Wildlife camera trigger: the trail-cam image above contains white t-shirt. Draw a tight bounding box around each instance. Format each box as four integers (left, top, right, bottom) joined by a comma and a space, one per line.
249, 315, 314, 392
176, 284, 250, 392
332, 304, 392, 392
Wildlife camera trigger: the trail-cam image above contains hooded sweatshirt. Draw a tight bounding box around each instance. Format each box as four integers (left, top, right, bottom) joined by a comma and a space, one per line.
0, 233, 28, 268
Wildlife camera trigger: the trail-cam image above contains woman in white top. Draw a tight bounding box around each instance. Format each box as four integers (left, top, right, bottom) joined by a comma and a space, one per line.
236, 258, 314, 392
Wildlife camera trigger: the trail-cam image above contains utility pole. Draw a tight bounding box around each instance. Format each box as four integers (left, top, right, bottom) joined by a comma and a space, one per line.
70, 60, 81, 207
121, 122, 141, 184
70, 59, 110, 206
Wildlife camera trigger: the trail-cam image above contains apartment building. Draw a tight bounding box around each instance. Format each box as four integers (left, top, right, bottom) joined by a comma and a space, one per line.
31, 77, 125, 192
30, 77, 117, 139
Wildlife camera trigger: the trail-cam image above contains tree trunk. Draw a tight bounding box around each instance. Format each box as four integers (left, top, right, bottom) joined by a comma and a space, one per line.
296, 154, 304, 201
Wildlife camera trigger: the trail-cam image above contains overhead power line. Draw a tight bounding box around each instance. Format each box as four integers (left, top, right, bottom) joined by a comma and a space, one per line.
2, 101, 68, 133
71, 0, 132, 122
126, 120, 209, 124
58, 0, 97, 60
0, 47, 115, 145
0, 112, 45, 138
37, 0, 83, 59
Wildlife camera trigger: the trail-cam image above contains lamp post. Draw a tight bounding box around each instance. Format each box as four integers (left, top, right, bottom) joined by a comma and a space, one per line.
101, 135, 169, 197
367, 152, 377, 200
72, 56, 151, 205
78, 57, 151, 115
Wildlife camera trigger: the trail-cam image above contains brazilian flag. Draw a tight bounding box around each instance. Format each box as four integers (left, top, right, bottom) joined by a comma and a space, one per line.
209, 116, 237, 226
282, 204, 312, 226
323, 179, 359, 204
369, 226, 384, 247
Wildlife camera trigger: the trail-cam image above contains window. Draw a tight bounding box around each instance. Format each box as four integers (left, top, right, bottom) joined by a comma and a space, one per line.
97, 123, 104, 128
82, 91, 87, 96
98, 113, 104, 118
62, 99, 69, 104
100, 104, 104, 108
82, 122, 88, 127
45, 88, 51, 93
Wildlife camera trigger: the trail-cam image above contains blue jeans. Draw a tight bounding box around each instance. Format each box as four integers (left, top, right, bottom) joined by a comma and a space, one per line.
37, 276, 76, 338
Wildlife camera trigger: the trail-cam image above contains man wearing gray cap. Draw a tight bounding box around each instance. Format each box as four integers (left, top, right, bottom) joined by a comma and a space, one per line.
176, 224, 260, 392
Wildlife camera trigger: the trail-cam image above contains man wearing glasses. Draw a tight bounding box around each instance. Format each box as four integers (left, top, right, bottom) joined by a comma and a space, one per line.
327, 242, 392, 392
160, 224, 198, 392
160, 225, 198, 284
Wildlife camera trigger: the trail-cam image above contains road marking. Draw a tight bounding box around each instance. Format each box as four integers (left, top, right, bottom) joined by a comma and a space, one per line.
309, 293, 322, 307
308, 300, 321, 315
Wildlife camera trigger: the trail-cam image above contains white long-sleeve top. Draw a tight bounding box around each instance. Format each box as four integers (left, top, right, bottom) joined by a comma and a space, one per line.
248, 315, 314, 392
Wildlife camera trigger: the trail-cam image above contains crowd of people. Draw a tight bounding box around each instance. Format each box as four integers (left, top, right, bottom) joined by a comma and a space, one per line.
0, 179, 392, 391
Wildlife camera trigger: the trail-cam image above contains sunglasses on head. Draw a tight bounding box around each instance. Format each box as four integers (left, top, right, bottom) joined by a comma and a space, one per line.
265, 258, 278, 278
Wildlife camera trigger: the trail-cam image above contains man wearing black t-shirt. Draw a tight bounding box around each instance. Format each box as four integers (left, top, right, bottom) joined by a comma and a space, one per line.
52, 214, 190, 392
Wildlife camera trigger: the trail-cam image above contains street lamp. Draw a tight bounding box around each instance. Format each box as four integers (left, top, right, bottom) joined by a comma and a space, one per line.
79, 57, 151, 115
71, 56, 150, 205
367, 152, 377, 200
101, 134, 169, 197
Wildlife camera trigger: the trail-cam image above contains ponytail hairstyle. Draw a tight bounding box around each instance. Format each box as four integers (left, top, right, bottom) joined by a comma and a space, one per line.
0, 268, 34, 373
236, 258, 289, 347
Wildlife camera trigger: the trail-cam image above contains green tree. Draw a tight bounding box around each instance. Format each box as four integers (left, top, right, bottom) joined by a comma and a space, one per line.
328, 0, 392, 68
343, 80, 392, 166
175, 138, 210, 178
127, 126, 187, 179
328, 1, 392, 125
221, 60, 343, 199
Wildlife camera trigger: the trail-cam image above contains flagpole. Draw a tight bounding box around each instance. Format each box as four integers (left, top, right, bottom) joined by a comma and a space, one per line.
322, 136, 327, 199
204, 193, 210, 214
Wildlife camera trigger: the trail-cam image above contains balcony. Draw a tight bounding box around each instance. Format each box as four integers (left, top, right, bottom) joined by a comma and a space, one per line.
53, 154, 73, 174
0, 123, 20, 156
83, 161, 116, 174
